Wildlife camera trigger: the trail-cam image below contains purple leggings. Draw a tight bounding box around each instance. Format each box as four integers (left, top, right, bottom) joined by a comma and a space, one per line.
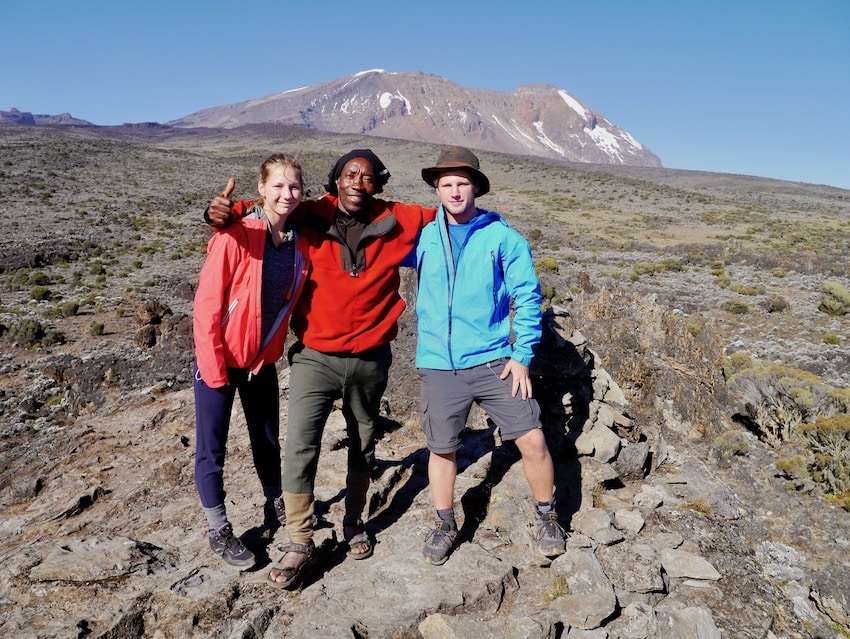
193, 360, 281, 508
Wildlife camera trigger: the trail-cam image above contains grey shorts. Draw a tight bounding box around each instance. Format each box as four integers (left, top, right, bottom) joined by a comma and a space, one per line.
418, 358, 542, 454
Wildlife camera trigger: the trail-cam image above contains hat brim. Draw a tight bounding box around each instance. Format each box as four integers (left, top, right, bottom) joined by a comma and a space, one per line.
421, 165, 490, 197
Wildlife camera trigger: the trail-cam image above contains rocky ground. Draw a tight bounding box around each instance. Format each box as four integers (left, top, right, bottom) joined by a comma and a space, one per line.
1, 124, 849, 638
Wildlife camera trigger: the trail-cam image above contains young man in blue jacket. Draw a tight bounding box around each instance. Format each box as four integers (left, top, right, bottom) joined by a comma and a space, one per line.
414, 146, 566, 565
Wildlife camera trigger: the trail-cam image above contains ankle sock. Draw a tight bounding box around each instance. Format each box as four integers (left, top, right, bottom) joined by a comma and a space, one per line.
203, 503, 228, 531
436, 508, 457, 529
534, 500, 554, 515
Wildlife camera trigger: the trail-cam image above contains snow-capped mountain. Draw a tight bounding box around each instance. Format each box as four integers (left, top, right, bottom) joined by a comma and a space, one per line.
168, 70, 661, 167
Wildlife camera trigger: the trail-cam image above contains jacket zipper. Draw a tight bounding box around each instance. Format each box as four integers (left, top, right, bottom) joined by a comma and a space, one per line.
442, 214, 456, 371
491, 251, 498, 312
220, 299, 239, 326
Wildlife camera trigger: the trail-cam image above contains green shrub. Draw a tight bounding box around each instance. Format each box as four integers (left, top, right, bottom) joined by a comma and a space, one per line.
536, 257, 560, 274
824, 333, 841, 345
721, 300, 749, 314
11, 319, 45, 348
775, 454, 810, 488
819, 281, 850, 316
728, 364, 850, 445
730, 283, 766, 296
714, 430, 750, 457
661, 258, 685, 272
686, 321, 702, 337
798, 415, 850, 495
89, 322, 105, 336
45, 301, 80, 318
723, 352, 754, 379
29, 271, 51, 285
30, 286, 52, 301
634, 262, 659, 276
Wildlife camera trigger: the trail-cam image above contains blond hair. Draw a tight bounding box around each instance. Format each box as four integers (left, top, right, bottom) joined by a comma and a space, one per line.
257, 153, 304, 205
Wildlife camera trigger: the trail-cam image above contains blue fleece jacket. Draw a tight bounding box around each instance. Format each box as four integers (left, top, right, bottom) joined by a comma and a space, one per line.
414, 206, 543, 371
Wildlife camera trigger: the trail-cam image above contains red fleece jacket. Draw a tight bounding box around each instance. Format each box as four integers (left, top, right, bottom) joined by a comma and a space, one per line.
233, 195, 436, 355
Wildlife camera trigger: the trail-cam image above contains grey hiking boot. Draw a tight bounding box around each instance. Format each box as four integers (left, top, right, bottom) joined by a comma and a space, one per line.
209, 523, 255, 568
534, 511, 566, 558
423, 521, 458, 566
263, 496, 287, 531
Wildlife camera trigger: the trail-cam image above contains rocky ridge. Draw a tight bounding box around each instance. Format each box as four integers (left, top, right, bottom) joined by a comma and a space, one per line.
0, 108, 93, 126
1, 299, 848, 638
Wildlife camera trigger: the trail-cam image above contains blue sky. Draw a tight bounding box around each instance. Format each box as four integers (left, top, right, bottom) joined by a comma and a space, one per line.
2, 1, 848, 189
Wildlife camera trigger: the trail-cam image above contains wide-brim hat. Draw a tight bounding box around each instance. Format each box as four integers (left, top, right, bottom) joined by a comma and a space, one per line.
421, 146, 489, 196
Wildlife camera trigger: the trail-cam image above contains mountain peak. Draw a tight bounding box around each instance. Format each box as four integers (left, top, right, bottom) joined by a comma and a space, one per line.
168, 70, 661, 167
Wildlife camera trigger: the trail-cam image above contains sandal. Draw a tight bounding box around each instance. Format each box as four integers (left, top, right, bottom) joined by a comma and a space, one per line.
267, 541, 315, 589
343, 519, 374, 560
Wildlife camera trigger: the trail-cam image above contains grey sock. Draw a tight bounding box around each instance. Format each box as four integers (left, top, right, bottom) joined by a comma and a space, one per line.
203, 503, 228, 530
534, 500, 554, 515
436, 508, 456, 529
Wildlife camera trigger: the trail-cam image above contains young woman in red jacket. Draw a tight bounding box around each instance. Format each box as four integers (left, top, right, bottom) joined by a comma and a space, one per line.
193, 153, 309, 568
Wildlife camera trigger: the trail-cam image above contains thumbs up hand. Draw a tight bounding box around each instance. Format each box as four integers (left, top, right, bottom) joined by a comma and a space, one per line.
206, 178, 236, 227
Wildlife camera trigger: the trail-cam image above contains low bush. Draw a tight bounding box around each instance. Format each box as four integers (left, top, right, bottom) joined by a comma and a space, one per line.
715, 274, 731, 288
11, 318, 45, 347
818, 281, 850, 316
728, 364, 850, 446
29, 271, 52, 285
540, 284, 556, 304
729, 283, 766, 296
30, 286, 52, 301
721, 300, 749, 314
723, 352, 754, 378
799, 415, 850, 496
764, 296, 790, 313
713, 430, 750, 458
45, 301, 80, 318
632, 259, 685, 279
536, 257, 560, 274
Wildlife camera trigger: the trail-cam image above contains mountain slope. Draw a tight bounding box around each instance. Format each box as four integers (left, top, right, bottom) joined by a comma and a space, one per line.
168, 69, 662, 167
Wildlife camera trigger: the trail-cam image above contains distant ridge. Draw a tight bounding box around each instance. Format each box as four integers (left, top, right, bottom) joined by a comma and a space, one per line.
167, 69, 662, 168
0, 108, 92, 126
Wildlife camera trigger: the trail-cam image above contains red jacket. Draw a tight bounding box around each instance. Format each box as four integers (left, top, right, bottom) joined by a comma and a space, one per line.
194, 217, 309, 387
234, 195, 436, 354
